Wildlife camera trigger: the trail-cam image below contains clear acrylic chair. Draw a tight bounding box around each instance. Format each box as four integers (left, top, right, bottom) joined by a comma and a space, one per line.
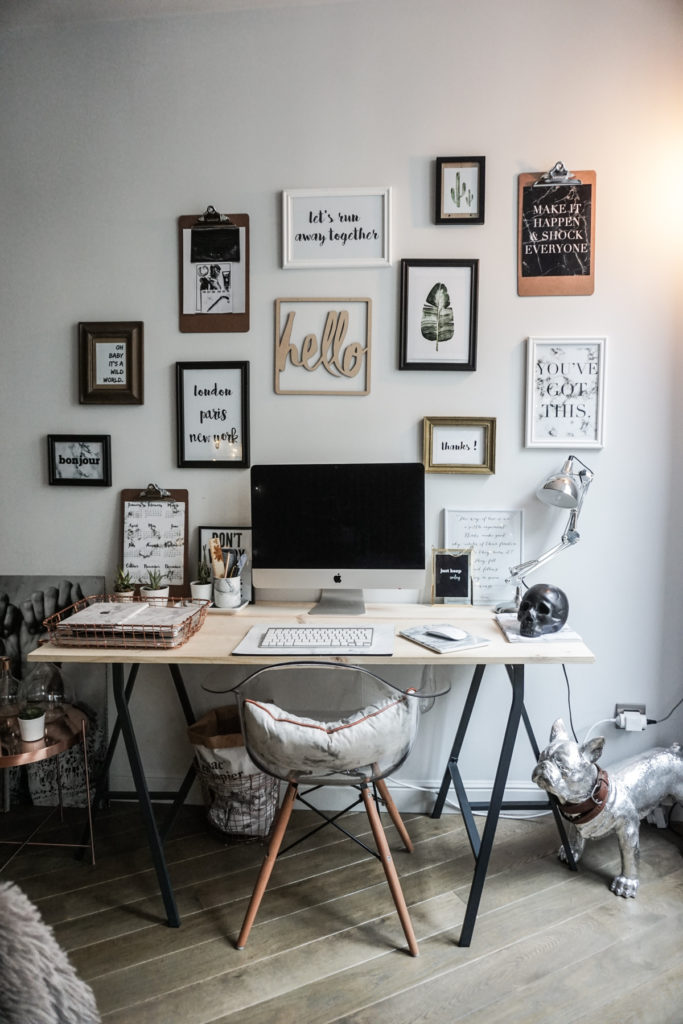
227, 660, 444, 957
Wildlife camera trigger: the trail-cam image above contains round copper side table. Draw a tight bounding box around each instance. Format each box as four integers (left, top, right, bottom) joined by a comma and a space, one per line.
0, 705, 95, 872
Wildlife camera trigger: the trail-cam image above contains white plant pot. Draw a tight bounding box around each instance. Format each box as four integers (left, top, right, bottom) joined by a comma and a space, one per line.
18, 711, 46, 742
190, 581, 213, 601
140, 586, 170, 602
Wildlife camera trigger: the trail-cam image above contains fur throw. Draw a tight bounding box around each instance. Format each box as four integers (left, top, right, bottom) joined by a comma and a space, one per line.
0, 881, 100, 1024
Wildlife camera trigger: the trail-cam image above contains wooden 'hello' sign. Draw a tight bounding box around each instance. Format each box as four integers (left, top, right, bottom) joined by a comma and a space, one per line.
274, 297, 371, 395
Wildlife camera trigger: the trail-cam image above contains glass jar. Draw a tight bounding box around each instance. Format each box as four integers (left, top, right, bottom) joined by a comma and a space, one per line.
0, 655, 20, 752
20, 662, 66, 722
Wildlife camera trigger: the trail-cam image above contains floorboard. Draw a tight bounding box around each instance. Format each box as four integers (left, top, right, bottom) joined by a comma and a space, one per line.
2, 802, 682, 1023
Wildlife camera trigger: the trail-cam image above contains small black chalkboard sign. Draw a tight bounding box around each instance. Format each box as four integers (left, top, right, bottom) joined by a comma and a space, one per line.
432, 548, 471, 604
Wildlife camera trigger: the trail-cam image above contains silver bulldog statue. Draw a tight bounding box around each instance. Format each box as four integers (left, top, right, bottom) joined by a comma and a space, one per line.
532, 718, 683, 897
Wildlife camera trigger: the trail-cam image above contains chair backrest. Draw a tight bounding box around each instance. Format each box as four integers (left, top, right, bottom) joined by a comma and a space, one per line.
232, 661, 423, 785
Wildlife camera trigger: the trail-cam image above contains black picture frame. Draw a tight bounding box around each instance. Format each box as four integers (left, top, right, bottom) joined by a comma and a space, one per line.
47, 434, 112, 486
78, 321, 144, 404
435, 156, 485, 225
399, 258, 478, 371
176, 361, 250, 468
432, 548, 472, 604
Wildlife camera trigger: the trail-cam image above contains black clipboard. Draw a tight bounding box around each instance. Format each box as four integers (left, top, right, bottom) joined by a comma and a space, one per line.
178, 207, 250, 333
120, 485, 189, 598
517, 162, 596, 296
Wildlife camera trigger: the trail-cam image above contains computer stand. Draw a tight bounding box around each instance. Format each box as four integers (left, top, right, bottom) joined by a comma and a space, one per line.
308, 589, 366, 615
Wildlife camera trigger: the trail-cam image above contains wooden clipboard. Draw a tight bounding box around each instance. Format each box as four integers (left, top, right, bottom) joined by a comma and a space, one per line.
517, 168, 595, 296
178, 211, 250, 333
120, 486, 189, 598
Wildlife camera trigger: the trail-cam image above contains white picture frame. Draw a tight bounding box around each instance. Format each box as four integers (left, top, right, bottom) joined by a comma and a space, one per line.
282, 187, 391, 268
443, 509, 523, 607
525, 336, 606, 448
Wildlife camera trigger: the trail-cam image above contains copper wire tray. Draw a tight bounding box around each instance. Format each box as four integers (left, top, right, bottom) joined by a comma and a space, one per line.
43, 594, 209, 650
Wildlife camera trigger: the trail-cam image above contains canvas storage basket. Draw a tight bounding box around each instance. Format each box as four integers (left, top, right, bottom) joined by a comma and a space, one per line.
188, 705, 279, 839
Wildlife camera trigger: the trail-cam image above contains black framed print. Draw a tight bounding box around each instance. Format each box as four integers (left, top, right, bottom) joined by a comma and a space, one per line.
48, 434, 112, 486
400, 259, 478, 371
435, 157, 485, 224
176, 361, 250, 468
78, 321, 144, 404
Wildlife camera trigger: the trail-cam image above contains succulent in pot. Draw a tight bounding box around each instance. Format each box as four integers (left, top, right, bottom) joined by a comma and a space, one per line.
113, 566, 135, 598
139, 568, 170, 600
190, 547, 213, 602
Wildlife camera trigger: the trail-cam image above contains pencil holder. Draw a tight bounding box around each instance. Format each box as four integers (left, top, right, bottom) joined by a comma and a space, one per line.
213, 576, 241, 609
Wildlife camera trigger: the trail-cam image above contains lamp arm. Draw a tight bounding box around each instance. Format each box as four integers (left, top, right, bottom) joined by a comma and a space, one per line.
507, 509, 582, 588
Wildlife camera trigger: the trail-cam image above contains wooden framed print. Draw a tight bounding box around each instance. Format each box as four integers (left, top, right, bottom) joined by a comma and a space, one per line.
78, 322, 143, 404
400, 259, 478, 371
282, 187, 391, 268
525, 337, 606, 448
48, 434, 111, 486
423, 416, 495, 474
176, 361, 250, 467
435, 157, 485, 224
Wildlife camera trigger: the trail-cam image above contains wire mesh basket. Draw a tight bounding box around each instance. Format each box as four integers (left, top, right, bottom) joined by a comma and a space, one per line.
43, 594, 209, 650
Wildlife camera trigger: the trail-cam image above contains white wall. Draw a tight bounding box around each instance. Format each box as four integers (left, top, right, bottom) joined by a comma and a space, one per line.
1, 0, 682, 802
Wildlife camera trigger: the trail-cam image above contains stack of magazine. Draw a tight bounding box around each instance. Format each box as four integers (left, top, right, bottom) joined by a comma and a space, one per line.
54, 600, 199, 644
398, 624, 489, 654
495, 613, 582, 643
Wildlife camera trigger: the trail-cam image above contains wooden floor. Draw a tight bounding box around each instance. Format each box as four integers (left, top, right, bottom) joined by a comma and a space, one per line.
3, 798, 683, 1023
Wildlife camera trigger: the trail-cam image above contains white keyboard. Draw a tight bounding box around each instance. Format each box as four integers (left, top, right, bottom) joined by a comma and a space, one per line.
232, 622, 395, 656
260, 626, 374, 649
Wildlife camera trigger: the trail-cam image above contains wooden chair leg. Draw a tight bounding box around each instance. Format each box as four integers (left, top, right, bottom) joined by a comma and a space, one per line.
236, 782, 297, 950
374, 778, 413, 853
361, 785, 419, 957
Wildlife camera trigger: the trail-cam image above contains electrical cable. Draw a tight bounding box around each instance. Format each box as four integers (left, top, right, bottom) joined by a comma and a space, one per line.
647, 693, 683, 726
582, 717, 618, 743
385, 777, 551, 819
562, 663, 578, 741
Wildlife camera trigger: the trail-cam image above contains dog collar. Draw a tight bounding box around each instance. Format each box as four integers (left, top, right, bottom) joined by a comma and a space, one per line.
559, 768, 609, 825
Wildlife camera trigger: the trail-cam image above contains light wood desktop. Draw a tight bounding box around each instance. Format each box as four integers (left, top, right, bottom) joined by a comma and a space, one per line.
28, 601, 595, 945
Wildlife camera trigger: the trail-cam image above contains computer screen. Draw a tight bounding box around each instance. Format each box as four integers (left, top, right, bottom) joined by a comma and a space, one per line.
251, 462, 425, 613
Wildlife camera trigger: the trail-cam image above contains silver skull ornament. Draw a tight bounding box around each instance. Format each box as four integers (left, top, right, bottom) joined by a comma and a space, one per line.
517, 583, 568, 637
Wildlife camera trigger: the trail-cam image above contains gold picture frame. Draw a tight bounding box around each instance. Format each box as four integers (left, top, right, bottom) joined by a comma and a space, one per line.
423, 416, 496, 474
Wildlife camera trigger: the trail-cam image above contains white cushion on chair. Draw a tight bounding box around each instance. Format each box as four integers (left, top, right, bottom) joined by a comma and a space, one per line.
242, 693, 416, 779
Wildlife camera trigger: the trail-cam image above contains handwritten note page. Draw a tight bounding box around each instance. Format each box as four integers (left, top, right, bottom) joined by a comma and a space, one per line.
443, 509, 523, 605
123, 500, 186, 586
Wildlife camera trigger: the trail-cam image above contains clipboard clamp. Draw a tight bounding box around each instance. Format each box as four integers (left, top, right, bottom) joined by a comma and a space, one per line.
533, 161, 582, 187
138, 483, 172, 500
193, 205, 235, 227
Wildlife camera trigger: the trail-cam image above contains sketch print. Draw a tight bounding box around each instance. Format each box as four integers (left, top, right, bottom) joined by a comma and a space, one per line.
421, 283, 454, 351
400, 259, 478, 371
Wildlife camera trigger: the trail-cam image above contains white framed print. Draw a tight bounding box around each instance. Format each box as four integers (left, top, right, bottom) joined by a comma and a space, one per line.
282, 187, 391, 268
526, 337, 606, 448
444, 508, 523, 606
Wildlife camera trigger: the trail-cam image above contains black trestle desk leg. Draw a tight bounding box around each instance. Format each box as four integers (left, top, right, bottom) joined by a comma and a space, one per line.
112, 664, 180, 928
504, 665, 578, 872
458, 664, 525, 947
431, 664, 486, 824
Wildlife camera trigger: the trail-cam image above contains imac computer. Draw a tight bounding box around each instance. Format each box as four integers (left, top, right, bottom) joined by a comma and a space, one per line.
250, 462, 425, 614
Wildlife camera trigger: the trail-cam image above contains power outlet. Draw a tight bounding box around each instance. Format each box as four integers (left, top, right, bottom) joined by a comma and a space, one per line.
615, 703, 646, 718
615, 703, 648, 731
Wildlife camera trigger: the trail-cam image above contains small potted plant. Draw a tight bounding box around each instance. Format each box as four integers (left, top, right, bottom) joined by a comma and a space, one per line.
18, 704, 46, 743
139, 568, 170, 601
113, 566, 135, 600
190, 547, 213, 602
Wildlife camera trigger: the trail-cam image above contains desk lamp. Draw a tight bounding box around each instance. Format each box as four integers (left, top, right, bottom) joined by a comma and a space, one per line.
498, 455, 594, 611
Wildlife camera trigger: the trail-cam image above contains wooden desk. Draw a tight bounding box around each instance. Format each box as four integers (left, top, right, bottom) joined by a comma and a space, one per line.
29, 602, 594, 944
